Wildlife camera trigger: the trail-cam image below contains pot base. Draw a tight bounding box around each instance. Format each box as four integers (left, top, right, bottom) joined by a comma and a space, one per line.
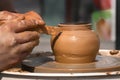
22, 52, 120, 73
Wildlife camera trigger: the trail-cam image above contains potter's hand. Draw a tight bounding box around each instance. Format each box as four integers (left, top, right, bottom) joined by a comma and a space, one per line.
0, 11, 45, 71
0, 11, 45, 25
0, 11, 24, 22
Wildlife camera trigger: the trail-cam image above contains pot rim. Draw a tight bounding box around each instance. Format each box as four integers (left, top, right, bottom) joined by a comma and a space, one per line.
58, 23, 91, 27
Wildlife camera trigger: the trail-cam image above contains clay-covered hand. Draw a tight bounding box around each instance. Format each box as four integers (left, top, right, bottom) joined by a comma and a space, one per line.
0, 11, 45, 71
0, 11, 45, 25
0, 11, 24, 24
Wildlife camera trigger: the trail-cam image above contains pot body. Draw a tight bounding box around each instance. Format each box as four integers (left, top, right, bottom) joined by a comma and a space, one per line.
51, 24, 100, 64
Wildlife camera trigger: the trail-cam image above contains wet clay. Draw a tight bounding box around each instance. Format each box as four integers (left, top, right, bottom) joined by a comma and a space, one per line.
50, 23, 100, 63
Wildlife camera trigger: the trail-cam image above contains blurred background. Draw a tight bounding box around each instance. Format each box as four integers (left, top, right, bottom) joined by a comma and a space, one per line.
1, 0, 117, 51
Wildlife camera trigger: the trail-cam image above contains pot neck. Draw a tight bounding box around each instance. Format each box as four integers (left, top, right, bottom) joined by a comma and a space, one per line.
58, 23, 91, 31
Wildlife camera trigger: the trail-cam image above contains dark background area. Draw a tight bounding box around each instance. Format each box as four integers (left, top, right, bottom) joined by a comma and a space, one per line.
13, 0, 97, 25
116, 0, 120, 49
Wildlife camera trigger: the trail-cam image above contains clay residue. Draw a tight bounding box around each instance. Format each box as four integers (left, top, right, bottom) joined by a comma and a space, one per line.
6, 68, 29, 73
109, 50, 119, 55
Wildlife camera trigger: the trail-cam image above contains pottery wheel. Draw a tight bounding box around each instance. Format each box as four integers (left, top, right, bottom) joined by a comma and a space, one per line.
22, 53, 120, 73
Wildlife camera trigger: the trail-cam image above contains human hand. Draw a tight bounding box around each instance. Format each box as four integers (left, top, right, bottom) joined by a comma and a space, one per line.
0, 11, 45, 71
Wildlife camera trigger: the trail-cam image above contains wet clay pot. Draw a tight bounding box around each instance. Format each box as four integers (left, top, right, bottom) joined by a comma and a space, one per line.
50, 23, 100, 64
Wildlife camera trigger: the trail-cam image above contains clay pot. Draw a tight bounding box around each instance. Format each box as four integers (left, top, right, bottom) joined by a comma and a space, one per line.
50, 23, 100, 64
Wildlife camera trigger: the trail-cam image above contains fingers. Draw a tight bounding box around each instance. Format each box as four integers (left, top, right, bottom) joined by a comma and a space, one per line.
14, 20, 44, 32
2, 19, 42, 33
24, 11, 45, 25
15, 31, 40, 44
0, 11, 45, 33
0, 11, 24, 21
14, 20, 40, 32
0, 11, 24, 25
0, 11, 45, 25
24, 11, 43, 20
18, 51, 31, 61
16, 39, 39, 54
0, 11, 14, 20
